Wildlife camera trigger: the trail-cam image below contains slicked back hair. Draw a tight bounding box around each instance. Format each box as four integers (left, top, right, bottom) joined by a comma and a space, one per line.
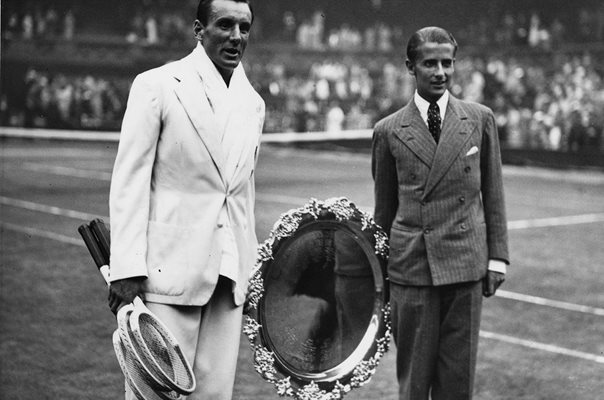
406, 26, 458, 64
196, 0, 254, 25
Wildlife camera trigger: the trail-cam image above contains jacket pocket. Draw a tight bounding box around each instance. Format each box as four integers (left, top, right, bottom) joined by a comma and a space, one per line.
145, 221, 188, 296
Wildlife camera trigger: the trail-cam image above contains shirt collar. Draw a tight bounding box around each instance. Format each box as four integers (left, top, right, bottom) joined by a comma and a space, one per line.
414, 90, 449, 125
192, 42, 244, 90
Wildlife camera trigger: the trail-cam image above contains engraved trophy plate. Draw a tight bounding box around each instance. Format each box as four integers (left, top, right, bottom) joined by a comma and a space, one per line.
244, 197, 391, 400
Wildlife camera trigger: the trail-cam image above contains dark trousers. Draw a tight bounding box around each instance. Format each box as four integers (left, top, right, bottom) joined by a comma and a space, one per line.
390, 281, 483, 400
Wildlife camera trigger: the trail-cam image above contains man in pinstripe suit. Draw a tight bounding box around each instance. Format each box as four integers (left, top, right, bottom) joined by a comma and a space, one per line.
372, 27, 509, 400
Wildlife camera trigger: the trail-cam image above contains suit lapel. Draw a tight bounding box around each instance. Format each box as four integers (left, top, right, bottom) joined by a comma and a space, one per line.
172, 56, 227, 184
423, 98, 474, 198
221, 95, 254, 184
393, 103, 436, 167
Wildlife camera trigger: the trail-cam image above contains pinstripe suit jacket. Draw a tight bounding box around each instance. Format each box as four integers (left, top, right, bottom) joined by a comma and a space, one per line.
372, 96, 509, 286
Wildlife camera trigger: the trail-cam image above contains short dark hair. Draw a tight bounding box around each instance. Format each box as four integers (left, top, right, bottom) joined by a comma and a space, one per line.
406, 26, 458, 64
196, 0, 254, 25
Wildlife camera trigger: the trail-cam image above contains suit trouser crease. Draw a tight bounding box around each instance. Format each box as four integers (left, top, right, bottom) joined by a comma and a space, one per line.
390, 281, 482, 400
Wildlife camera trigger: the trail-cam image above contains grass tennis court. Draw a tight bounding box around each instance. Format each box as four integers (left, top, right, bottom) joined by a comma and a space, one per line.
1, 136, 603, 399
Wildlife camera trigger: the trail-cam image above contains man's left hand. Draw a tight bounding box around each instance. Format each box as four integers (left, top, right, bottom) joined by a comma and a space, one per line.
483, 270, 505, 297
108, 276, 146, 315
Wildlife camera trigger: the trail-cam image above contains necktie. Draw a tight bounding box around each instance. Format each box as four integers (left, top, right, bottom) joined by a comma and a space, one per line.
428, 102, 441, 143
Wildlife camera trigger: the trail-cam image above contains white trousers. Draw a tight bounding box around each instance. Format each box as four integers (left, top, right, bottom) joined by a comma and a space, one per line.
125, 277, 243, 400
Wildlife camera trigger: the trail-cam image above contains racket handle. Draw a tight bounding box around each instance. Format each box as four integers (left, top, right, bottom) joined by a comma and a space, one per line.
78, 223, 107, 269
90, 218, 111, 263
78, 223, 112, 285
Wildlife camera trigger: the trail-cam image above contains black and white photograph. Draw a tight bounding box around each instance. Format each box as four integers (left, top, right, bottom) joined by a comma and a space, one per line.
1, 0, 603, 399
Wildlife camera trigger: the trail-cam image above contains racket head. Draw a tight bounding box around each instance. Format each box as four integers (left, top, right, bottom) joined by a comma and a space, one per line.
112, 330, 181, 400
116, 305, 183, 399
128, 299, 196, 395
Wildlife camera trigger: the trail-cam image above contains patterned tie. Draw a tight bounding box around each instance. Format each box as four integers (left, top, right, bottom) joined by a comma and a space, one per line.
428, 102, 441, 143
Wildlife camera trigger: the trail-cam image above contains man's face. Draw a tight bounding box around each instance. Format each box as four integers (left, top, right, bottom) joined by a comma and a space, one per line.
406, 42, 455, 103
195, 0, 252, 79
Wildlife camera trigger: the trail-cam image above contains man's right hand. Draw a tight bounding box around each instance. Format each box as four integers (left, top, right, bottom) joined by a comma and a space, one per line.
108, 276, 146, 315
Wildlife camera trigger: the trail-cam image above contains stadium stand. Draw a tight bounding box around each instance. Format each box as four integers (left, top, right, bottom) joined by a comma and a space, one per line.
2, 0, 604, 163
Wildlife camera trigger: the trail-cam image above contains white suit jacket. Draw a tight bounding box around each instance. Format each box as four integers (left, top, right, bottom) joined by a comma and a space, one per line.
109, 45, 265, 306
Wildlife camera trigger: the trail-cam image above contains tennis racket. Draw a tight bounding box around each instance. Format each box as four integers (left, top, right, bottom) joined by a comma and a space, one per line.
78, 221, 195, 398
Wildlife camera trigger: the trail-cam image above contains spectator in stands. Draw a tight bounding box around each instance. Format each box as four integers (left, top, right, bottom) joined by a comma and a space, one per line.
325, 100, 345, 132
107, 1, 264, 399
126, 9, 145, 43
144, 12, 159, 44
4, 12, 20, 40
63, 9, 75, 40
22, 12, 34, 40
3, 2, 604, 151
568, 110, 588, 152
282, 11, 297, 41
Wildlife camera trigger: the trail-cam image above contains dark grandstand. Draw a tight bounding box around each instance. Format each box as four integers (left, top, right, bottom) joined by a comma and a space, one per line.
2, 0, 604, 166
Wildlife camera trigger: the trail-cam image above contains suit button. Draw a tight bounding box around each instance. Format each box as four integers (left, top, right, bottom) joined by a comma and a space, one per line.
423, 227, 431, 234
461, 223, 467, 230
464, 166, 471, 173
459, 196, 465, 203
410, 173, 417, 180
217, 223, 224, 228
420, 200, 427, 206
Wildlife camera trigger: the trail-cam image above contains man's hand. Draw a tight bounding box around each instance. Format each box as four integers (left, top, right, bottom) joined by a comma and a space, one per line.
482, 270, 505, 297
108, 276, 146, 315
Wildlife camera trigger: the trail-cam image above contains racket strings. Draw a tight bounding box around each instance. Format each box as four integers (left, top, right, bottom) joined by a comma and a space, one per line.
135, 314, 195, 393
114, 331, 178, 400
118, 323, 167, 392
139, 318, 176, 375
116, 307, 187, 399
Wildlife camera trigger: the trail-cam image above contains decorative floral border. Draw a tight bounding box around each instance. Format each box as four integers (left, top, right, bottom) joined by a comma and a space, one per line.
244, 197, 391, 400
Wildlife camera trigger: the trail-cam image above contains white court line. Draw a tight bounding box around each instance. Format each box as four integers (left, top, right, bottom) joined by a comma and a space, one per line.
13, 163, 604, 231
2, 196, 604, 316
3, 195, 604, 315
507, 214, 604, 229
0, 196, 104, 221
10, 163, 604, 230
256, 193, 604, 231
480, 331, 604, 364
21, 162, 112, 181
0, 221, 83, 246
496, 290, 604, 316
0, 126, 371, 142
255, 192, 310, 206
4, 191, 604, 233
0, 126, 120, 141
3, 190, 604, 232
2, 220, 604, 364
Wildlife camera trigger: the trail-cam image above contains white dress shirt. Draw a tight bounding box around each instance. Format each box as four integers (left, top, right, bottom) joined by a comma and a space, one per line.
194, 43, 241, 284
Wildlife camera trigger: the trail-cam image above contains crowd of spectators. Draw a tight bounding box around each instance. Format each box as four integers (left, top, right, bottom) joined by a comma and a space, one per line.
249, 51, 604, 153
289, 4, 604, 52
2, 2, 604, 152
456, 5, 604, 50
123, 1, 197, 47
3, 2, 604, 49
1, 0, 199, 46
1, 69, 128, 131
2, 3, 76, 41
3, 51, 603, 153
453, 53, 604, 152
294, 10, 404, 53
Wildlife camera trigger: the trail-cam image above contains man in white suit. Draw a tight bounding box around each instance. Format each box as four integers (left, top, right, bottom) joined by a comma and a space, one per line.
107, 0, 264, 398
